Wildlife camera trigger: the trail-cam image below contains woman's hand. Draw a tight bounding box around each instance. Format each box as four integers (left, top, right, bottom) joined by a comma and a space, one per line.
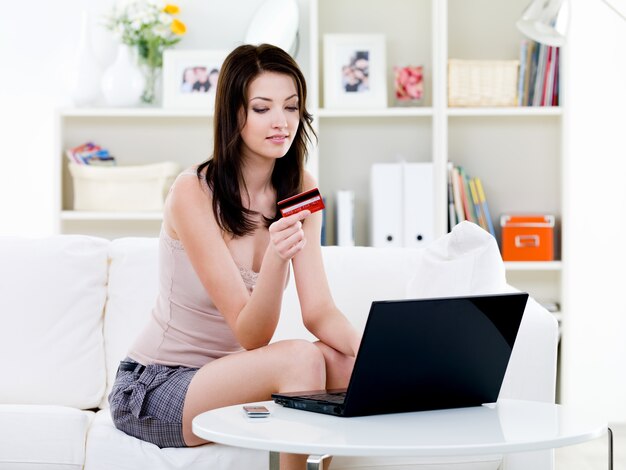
268, 210, 310, 261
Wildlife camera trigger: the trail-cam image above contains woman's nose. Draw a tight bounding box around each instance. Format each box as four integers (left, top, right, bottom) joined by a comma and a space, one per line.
272, 110, 288, 129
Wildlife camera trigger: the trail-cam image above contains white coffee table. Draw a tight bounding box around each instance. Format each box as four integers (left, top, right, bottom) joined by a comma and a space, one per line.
192, 399, 612, 470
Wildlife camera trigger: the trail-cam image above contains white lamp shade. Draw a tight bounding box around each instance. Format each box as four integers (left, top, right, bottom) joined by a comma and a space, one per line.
516, 0, 569, 46
603, 0, 626, 21
245, 0, 299, 54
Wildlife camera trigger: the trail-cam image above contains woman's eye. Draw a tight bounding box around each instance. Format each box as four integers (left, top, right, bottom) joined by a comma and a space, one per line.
286, 106, 299, 112
252, 108, 269, 113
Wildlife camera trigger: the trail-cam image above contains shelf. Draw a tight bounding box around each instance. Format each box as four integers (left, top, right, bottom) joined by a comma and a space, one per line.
504, 261, 562, 271
58, 107, 214, 118
447, 107, 563, 117
61, 211, 163, 221
317, 107, 434, 118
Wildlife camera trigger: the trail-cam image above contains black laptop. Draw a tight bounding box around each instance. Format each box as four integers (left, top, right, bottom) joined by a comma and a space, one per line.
272, 292, 528, 417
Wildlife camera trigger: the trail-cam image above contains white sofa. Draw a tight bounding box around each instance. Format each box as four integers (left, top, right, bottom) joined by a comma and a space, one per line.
0, 222, 558, 470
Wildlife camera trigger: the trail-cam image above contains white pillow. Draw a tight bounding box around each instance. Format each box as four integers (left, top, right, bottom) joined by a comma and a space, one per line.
406, 221, 507, 298
101, 237, 160, 409
0, 235, 109, 408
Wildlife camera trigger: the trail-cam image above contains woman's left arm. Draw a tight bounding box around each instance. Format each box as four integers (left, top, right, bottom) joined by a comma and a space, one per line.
291, 175, 361, 357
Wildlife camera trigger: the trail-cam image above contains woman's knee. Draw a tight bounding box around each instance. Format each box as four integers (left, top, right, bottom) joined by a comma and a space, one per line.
275, 339, 326, 381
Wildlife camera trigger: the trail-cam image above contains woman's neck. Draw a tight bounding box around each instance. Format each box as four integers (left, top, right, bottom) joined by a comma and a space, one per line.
240, 157, 276, 212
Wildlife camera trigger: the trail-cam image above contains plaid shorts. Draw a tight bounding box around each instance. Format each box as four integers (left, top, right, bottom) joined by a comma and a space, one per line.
108, 358, 199, 448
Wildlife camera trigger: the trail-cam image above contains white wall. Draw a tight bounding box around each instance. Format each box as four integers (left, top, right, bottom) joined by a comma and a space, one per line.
561, 0, 626, 420
0, 0, 274, 236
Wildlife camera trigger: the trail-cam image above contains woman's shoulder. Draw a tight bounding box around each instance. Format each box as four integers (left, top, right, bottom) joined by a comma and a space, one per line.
166, 166, 213, 213
171, 166, 210, 194
163, 165, 217, 239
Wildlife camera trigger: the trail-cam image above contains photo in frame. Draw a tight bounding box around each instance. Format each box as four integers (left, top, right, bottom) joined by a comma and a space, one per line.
162, 49, 229, 109
323, 34, 387, 109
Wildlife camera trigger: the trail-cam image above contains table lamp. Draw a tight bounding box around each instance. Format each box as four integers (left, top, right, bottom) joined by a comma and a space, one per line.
245, 0, 300, 57
516, 0, 569, 46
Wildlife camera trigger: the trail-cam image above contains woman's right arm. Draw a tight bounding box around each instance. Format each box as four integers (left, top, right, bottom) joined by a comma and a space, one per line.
165, 175, 306, 349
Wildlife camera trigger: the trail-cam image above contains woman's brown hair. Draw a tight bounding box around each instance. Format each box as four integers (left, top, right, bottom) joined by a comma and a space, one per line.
197, 43, 316, 237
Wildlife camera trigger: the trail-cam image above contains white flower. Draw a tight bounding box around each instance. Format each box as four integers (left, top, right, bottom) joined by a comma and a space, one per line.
158, 13, 172, 25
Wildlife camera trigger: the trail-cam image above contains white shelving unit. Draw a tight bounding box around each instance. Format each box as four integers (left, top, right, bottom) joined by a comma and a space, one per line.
55, 0, 563, 352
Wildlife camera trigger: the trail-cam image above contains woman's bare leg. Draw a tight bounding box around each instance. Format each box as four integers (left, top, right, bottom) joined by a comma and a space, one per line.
181, 339, 326, 470
314, 341, 356, 390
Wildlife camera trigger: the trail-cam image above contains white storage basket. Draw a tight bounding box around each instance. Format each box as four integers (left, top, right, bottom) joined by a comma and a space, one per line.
448, 59, 520, 107
69, 161, 181, 211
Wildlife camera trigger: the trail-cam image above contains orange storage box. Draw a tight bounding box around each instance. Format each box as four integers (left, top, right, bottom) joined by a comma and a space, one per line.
500, 215, 555, 261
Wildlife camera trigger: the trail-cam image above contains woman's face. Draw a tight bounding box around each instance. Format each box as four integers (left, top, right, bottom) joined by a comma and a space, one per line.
240, 72, 300, 163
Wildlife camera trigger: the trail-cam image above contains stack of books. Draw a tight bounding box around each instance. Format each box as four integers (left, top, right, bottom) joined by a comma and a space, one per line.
66, 142, 116, 166
447, 162, 495, 237
517, 39, 560, 107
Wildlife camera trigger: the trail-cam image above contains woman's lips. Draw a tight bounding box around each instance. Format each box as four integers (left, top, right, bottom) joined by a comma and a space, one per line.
267, 135, 288, 143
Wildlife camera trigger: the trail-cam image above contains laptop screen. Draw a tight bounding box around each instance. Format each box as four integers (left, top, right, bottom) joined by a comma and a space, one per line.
342, 293, 528, 417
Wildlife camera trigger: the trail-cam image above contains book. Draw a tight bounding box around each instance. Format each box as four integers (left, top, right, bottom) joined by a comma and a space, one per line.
446, 164, 494, 237
474, 177, 496, 237
552, 47, 560, 106
522, 40, 536, 106
532, 43, 547, 107
517, 40, 528, 107
447, 162, 457, 230
451, 166, 466, 224
458, 166, 478, 224
66, 141, 116, 166
468, 178, 487, 231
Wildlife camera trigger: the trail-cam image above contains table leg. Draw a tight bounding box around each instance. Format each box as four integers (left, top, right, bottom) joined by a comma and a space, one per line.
608, 427, 613, 470
306, 454, 331, 470
269, 451, 280, 470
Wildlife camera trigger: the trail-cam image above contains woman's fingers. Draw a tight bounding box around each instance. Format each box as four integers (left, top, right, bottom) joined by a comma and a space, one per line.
269, 210, 311, 260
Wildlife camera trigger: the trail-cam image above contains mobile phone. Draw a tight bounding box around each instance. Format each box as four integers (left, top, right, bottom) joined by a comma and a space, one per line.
243, 405, 270, 418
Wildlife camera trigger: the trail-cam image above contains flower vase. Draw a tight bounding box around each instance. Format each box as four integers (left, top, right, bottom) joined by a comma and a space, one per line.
101, 44, 145, 107
69, 11, 103, 106
141, 65, 161, 105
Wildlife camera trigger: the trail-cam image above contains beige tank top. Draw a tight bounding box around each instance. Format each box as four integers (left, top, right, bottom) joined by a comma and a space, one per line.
128, 228, 255, 368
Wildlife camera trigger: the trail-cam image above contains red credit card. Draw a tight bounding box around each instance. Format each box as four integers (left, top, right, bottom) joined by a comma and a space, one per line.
277, 187, 325, 217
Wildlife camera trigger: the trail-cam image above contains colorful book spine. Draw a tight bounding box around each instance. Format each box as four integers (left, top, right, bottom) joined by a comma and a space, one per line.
446, 164, 495, 237
475, 177, 495, 237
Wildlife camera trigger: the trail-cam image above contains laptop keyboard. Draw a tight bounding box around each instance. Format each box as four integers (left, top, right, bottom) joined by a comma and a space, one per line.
301, 391, 346, 404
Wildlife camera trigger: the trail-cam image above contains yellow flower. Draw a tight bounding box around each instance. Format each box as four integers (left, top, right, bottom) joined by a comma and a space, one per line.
163, 4, 180, 14
171, 18, 186, 35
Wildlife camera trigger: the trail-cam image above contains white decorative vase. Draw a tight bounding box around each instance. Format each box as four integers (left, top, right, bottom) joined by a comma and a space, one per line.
101, 44, 145, 107
68, 11, 103, 107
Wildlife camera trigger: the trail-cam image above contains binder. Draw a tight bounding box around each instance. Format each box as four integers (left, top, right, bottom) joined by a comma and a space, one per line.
370, 162, 434, 248
403, 162, 434, 248
370, 164, 403, 247
335, 190, 355, 247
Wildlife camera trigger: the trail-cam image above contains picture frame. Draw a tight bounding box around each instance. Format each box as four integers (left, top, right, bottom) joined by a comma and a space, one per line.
323, 34, 387, 109
162, 49, 229, 110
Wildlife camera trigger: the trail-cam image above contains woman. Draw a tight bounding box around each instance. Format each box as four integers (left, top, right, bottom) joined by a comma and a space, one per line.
109, 44, 361, 470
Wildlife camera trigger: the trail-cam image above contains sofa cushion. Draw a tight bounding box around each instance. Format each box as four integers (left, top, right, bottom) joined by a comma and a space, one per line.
406, 221, 507, 297
101, 237, 160, 409
405, 221, 558, 403
85, 410, 267, 470
0, 404, 93, 470
0, 235, 108, 408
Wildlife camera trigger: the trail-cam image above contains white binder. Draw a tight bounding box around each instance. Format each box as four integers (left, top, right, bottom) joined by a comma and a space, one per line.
370, 164, 403, 247
370, 162, 434, 248
335, 190, 355, 247
403, 162, 434, 248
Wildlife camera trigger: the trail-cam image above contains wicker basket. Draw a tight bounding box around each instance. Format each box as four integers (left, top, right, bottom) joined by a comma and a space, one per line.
448, 59, 520, 107
69, 161, 181, 211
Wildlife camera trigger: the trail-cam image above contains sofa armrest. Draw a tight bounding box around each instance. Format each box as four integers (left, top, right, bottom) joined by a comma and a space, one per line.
499, 295, 559, 403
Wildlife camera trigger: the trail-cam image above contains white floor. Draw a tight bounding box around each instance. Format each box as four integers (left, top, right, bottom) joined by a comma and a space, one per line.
555, 423, 624, 470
